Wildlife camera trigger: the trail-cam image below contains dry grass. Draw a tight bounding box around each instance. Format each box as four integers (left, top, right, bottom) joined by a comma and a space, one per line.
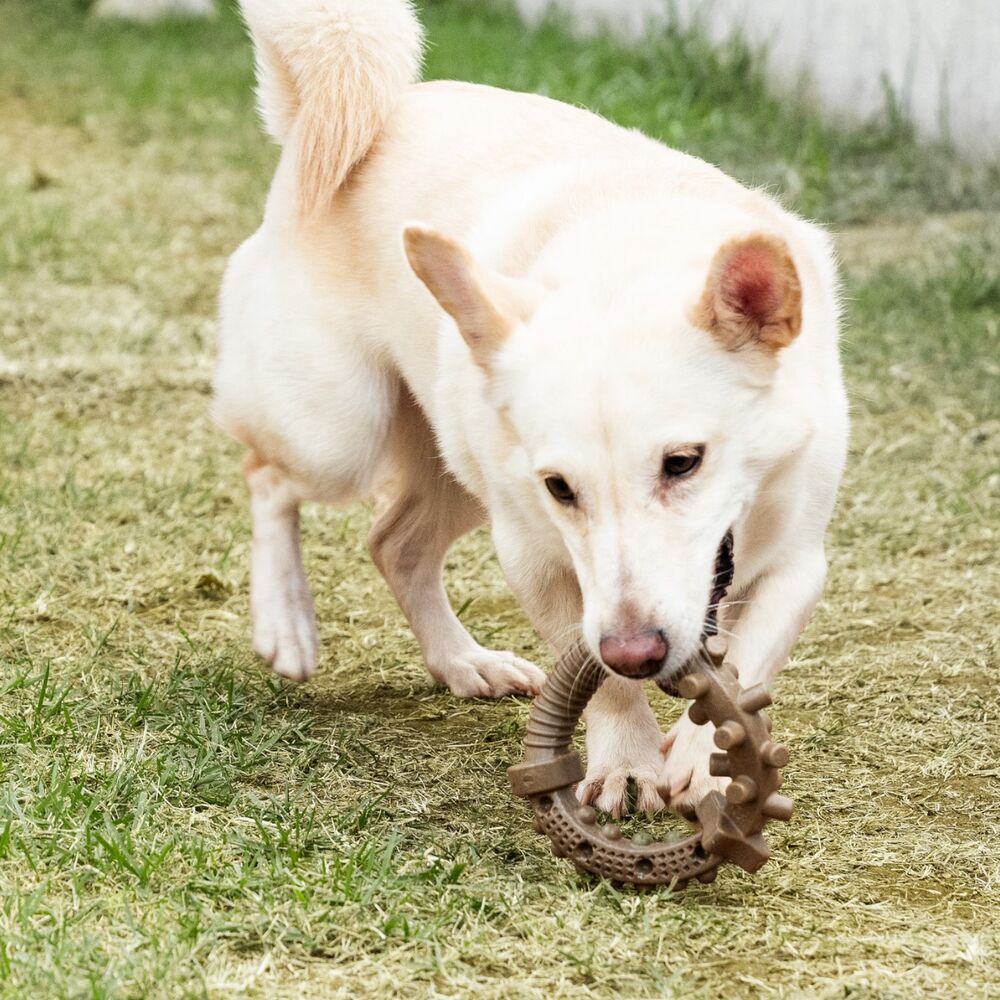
1, 2, 998, 998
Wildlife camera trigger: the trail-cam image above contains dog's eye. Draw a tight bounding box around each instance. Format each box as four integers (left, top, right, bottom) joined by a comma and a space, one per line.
544, 475, 577, 505
662, 447, 704, 479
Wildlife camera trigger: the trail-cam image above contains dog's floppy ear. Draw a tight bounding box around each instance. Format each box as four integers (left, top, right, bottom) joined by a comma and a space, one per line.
404, 225, 536, 368
693, 233, 802, 352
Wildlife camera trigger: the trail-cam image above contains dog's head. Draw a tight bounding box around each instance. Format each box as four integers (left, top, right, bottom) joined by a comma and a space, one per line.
404, 225, 805, 685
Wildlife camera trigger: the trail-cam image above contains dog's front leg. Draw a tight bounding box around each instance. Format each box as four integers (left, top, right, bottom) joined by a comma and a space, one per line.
492, 523, 666, 817
578, 678, 666, 816
660, 547, 827, 815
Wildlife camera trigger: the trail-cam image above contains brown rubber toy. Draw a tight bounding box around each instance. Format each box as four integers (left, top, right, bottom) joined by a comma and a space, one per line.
508, 636, 793, 888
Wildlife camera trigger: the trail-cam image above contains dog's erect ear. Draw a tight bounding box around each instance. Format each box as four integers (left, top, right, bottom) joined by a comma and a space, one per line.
403, 225, 536, 368
693, 233, 802, 352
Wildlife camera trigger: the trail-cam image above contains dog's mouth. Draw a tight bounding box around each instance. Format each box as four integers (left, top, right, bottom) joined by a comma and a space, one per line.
703, 527, 735, 640
657, 528, 734, 696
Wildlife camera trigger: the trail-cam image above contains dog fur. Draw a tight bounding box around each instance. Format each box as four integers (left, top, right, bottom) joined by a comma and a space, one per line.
214, 0, 849, 817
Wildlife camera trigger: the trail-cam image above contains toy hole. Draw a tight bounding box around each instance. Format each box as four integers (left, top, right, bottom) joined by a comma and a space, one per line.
693, 843, 707, 860
635, 858, 653, 876
575, 842, 593, 860
538, 795, 553, 813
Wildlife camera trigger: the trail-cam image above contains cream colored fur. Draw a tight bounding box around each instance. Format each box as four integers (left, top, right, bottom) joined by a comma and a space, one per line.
214, 0, 848, 818
240, 0, 424, 215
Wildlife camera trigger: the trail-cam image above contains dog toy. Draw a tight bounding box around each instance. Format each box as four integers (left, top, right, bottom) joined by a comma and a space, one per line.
508, 636, 792, 888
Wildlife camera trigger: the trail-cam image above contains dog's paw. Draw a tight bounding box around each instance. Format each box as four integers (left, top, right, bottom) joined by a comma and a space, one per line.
252, 584, 318, 682
577, 759, 665, 818
577, 679, 667, 817
658, 713, 727, 820
577, 726, 666, 817
432, 647, 545, 699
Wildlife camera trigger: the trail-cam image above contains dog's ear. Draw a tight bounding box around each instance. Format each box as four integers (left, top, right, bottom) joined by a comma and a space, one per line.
403, 225, 536, 368
693, 233, 802, 352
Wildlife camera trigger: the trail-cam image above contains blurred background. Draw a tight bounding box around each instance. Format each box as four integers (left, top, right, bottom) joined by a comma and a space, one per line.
1, 2, 997, 999
519, 0, 1000, 159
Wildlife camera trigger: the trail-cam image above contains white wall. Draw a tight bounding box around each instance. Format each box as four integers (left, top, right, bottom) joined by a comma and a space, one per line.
515, 0, 1000, 159
93, 0, 214, 19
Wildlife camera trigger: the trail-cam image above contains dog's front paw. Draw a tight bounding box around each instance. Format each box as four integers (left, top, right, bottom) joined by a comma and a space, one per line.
577, 759, 665, 818
658, 714, 727, 819
430, 646, 546, 699
577, 721, 666, 818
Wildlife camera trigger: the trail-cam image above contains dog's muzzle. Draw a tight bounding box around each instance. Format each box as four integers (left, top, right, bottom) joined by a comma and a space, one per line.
658, 528, 735, 697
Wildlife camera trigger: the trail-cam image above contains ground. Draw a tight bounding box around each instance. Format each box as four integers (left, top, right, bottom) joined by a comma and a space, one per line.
1, 2, 998, 998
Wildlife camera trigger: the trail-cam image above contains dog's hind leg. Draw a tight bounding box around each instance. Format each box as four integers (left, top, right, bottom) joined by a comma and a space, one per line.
232, 353, 393, 684
368, 393, 546, 698
243, 453, 318, 682
215, 229, 399, 682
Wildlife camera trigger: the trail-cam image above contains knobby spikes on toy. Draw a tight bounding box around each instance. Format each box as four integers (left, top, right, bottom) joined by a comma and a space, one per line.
508, 635, 792, 888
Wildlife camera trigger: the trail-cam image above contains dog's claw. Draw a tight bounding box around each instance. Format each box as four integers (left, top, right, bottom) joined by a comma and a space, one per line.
577, 765, 665, 817
577, 778, 603, 808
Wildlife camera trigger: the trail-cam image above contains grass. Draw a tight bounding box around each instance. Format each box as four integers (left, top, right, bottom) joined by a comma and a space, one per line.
1, 0, 998, 996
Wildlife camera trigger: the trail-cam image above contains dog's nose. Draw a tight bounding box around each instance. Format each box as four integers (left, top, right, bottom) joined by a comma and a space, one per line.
598, 629, 668, 678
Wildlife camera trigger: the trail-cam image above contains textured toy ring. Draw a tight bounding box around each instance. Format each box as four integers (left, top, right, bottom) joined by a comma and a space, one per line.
508, 636, 793, 888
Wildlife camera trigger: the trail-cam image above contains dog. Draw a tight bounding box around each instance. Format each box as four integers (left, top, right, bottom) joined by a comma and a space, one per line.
213, 0, 849, 818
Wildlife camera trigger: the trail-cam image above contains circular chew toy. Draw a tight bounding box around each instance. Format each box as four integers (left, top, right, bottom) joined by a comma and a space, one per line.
507, 636, 793, 888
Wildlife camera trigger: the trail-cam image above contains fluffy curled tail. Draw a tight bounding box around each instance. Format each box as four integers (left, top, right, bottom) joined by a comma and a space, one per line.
240, 0, 424, 215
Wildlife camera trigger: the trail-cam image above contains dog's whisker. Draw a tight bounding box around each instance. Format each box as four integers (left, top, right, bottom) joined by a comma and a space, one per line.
704, 623, 742, 643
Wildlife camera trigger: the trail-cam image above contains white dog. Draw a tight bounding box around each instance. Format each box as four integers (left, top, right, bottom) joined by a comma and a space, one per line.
213, 0, 848, 818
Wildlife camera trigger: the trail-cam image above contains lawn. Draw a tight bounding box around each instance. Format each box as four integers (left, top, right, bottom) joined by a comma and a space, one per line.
1, 1, 998, 997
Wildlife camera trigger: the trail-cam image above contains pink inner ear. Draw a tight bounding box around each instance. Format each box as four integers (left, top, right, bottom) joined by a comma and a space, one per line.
719, 244, 783, 324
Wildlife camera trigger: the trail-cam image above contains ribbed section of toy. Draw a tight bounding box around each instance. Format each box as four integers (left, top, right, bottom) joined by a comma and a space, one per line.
523, 640, 604, 756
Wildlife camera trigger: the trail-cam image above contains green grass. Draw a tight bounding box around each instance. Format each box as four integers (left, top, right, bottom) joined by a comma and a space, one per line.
1, 1, 998, 997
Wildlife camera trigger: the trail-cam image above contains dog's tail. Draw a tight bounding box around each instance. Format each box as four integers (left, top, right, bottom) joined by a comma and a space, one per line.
240, 0, 424, 215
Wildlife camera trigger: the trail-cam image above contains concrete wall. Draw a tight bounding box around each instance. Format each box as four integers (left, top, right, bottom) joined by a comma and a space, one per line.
514, 0, 1000, 159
